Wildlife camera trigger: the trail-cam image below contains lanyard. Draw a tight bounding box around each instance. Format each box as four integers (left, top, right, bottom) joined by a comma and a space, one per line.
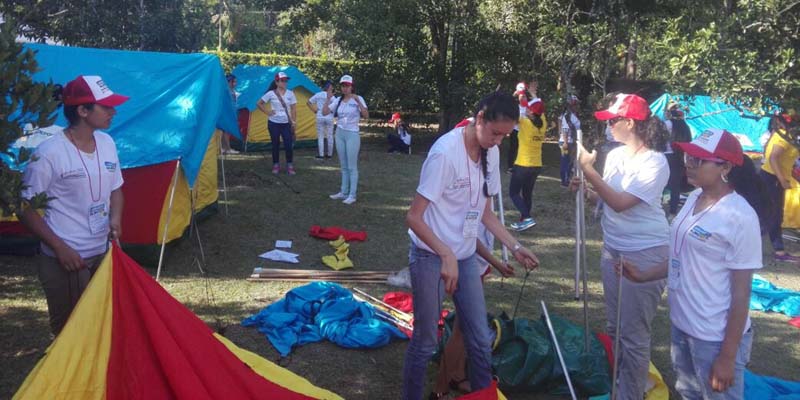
463, 129, 481, 209
67, 131, 102, 203
672, 193, 720, 257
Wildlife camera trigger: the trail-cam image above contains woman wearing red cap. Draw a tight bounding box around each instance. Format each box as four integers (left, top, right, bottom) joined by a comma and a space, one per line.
323, 75, 368, 205
620, 129, 767, 399
19, 75, 128, 335
572, 92, 670, 400
387, 112, 411, 153
257, 71, 298, 175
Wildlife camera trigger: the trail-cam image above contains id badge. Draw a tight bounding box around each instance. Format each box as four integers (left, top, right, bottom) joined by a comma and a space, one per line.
463, 210, 479, 238
668, 257, 681, 290
88, 203, 109, 235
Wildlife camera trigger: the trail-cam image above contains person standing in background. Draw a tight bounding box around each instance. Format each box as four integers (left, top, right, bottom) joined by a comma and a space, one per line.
559, 95, 580, 187
387, 112, 412, 154
220, 73, 240, 155
257, 71, 298, 175
307, 80, 335, 159
507, 82, 529, 173
324, 75, 368, 205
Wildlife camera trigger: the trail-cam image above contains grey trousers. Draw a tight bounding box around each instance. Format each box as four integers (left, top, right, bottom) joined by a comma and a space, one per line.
600, 244, 668, 400
37, 252, 105, 335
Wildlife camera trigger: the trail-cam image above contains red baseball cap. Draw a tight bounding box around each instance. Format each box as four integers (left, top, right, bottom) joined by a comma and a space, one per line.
388, 112, 402, 123
513, 82, 527, 95
527, 98, 545, 115
673, 128, 744, 166
275, 72, 290, 81
594, 93, 651, 121
62, 75, 129, 107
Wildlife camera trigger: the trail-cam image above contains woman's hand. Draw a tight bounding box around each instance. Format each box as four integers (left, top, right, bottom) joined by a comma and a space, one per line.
54, 243, 86, 271
513, 247, 539, 271
109, 219, 122, 242
268, 110, 276, 116
492, 261, 515, 278
709, 354, 736, 392
576, 142, 597, 171
615, 259, 647, 282
440, 254, 459, 295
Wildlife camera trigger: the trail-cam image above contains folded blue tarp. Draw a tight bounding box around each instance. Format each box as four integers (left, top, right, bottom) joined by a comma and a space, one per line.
242, 281, 406, 356
750, 274, 800, 317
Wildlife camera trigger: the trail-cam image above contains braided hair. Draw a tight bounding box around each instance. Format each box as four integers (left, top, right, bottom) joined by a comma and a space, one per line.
471, 91, 519, 197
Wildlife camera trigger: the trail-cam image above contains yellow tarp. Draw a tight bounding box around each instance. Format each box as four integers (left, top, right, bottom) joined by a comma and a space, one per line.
14, 251, 114, 400
783, 187, 800, 229
246, 88, 317, 144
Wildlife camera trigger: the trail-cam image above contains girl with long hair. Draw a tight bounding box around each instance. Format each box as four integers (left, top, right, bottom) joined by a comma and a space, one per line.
257, 71, 298, 175
509, 99, 546, 231
620, 129, 767, 399
403, 91, 539, 400
323, 75, 368, 205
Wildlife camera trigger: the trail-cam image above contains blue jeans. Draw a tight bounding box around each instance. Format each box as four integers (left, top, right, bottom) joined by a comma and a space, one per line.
509, 166, 541, 219
335, 128, 360, 197
402, 244, 493, 400
268, 121, 293, 165
759, 170, 785, 252
671, 327, 752, 400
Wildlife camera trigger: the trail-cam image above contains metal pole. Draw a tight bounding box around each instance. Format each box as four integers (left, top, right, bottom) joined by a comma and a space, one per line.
574, 129, 585, 300
511, 270, 531, 320
219, 131, 229, 217
541, 301, 578, 400
496, 191, 509, 264
611, 255, 625, 400
156, 158, 181, 281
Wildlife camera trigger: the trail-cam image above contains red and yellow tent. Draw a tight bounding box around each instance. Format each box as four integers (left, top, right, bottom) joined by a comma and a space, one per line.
13, 244, 341, 400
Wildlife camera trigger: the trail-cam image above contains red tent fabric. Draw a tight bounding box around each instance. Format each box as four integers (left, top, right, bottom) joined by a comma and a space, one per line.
309, 225, 367, 242
790, 317, 800, 329
106, 244, 316, 399
119, 161, 176, 244
456, 380, 500, 399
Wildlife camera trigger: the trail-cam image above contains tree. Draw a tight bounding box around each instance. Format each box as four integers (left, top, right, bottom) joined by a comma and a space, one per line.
0, 17, 58, 217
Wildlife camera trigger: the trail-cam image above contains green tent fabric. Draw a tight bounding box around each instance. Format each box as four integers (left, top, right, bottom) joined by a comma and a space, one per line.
439, 313, 611, 398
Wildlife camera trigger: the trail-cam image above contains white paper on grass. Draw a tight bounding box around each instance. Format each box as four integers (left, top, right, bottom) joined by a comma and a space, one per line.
275, 240, 292, 249
258, 249, 300, 264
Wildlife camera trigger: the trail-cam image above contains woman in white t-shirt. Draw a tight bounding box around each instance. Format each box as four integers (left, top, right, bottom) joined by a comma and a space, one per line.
572, 92, 670, 400
19, 75, 128, 335
307, 80, 335, 159
620, 129, 766, 399
403, 92, 539, 400
257, 71, 298, 175
323, 75, 368, 205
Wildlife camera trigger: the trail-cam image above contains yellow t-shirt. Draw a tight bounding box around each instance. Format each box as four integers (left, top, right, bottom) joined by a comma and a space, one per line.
761, 129, 799, 176
514, 114, 546, 167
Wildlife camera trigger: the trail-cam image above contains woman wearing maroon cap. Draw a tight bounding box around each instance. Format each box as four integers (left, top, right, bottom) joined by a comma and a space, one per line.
257, 71, 298, 175
572, 92, 670, 400
620, 129, 767, 399
387, 112, 411, 153
19, 75, 128, 335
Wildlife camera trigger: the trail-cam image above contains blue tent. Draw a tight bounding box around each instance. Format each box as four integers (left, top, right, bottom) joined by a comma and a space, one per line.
231, 65, 321, 111
650, 94, 771, 152
20, 43, 239, 186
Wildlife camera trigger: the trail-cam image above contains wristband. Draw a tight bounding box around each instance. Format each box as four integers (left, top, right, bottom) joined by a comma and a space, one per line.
511, 243, 522, 253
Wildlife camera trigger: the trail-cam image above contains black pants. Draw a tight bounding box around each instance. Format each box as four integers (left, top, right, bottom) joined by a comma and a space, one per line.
387, 133, 409, 153
665, 152, 685, 215
268, 120, 293, 164
760, 169, 786, 252
507, 130, 519, 170
509, 166, 542, 220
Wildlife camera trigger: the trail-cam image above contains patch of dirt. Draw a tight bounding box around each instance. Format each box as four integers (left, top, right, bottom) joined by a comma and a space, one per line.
226, 170, 273, 188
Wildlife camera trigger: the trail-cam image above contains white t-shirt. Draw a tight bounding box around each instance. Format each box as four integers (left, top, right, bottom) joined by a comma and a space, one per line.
22, 130, 124, 258
663, 119, 674, 154
398, 126, 412, 146
559, 112, 580, 144
308, 91, 333, 121
260, 89, 297, 124
409, 127, 501, 260
328, 95, 367, 132
668, 189, 763, 341
600, 146, 670, 251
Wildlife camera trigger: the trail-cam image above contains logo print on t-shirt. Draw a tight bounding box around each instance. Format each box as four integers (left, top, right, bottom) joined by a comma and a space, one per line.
451, 177, 470, 190
688, 225, 712, 241
104, 161, 117, 172
62, 168, 87, 180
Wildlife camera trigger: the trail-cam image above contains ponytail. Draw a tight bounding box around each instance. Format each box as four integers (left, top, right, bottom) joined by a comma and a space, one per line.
531, 114, 543, 128
729, 156, 772, 226
469, 91, 517, 198
480, 147, 490, 197
267, 80, 278, 92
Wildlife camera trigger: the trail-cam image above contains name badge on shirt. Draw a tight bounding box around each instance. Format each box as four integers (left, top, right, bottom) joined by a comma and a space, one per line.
463, 210, 479, 238
88, 202, 109, 235
668, 257, 681, 290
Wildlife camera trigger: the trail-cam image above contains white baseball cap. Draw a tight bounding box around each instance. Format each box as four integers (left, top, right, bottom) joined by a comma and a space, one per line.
340, 75, 354, 85
62, 75, 129, 107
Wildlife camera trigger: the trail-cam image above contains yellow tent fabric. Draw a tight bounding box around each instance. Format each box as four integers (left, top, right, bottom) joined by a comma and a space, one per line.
645, 361, 669, 400
246, 88, 317, 145
14, 250, 115, 400
783, 187, 800, 229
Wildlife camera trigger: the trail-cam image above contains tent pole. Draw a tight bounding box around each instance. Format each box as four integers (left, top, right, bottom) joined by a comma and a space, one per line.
218, 132, 229, 217
541, 301, 578, 400
189, 189, 207, 274
576, 128, 591, 352
156, 158, 181, 282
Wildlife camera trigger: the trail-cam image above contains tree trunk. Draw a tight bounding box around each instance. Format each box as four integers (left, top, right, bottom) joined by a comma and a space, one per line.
625, 36, 637, 80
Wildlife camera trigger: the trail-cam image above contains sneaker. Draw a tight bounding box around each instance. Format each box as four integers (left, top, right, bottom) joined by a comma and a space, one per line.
342, 196, 357, 205
774, 253, 800, 263
227, 149, 239, 154
516, 217, 537, 231
325, 155, 332, 159
272, 164, 280, 175
315, 155, 324, 160
510, 221, 522, 231
329, 192, 347, 200
287, 166, 296, 175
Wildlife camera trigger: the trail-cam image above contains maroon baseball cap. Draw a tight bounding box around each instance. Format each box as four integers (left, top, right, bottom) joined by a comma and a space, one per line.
62, 75, 129, 107
673, 128, 744, 166
594, 93, 651, 121
275, 71, 290, 81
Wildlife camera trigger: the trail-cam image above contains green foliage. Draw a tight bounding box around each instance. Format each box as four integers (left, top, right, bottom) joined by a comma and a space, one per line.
0, 17, 58, 216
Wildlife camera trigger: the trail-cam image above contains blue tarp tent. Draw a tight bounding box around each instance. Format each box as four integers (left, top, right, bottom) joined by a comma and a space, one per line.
22, 43, 239, 186
229, 65, 321, 150
650, 94, 771, 152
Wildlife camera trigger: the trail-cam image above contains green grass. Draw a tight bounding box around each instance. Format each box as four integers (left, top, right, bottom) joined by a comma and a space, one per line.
1, 126, 799, 399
